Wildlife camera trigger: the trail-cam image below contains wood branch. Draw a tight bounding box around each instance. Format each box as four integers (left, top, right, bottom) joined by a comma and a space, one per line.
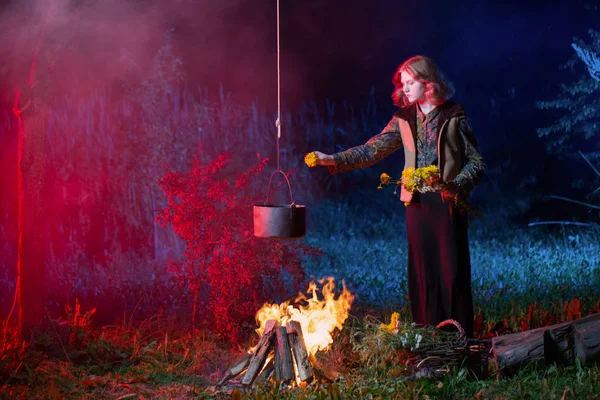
241, 320, 278, 386
492, 313, 600, 376
309, 353, 339, 382
287, 321, 313, 383
579, 150, 600, 178
274, 326, 294, 382
217, 352, 253, 387
587, 185, 600, 198
528, 221, 598, 227
550, 195, 600, 210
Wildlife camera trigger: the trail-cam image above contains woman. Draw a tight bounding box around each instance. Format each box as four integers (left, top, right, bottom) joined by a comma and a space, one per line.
311, 55, 485, 337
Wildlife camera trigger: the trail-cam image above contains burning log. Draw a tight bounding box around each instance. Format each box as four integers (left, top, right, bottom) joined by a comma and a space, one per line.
218, 319, 341, 388
309, 353, 339, 382
217, 352, 252, 387
287, 321, 314, 384
274, 326, 295, 382
254, 358, 275, 385
241, 320, 278, 386
492, 312, 600, 376
217, 279, 352, 389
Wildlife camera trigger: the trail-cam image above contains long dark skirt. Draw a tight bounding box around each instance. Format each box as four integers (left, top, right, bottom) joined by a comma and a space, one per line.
405, 191, 474, 337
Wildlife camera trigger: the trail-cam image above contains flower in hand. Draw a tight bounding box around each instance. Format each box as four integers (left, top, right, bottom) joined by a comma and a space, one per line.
378, 172, 392, 189
304, 152, 318, 167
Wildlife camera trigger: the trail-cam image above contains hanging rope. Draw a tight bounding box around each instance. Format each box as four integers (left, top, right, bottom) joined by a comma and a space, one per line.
276, 0, 281, 171
262, 0, 295, 206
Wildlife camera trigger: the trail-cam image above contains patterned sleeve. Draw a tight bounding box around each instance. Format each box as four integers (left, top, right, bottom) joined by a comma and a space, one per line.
454, 117, 485, 193
328, 117, 403, 174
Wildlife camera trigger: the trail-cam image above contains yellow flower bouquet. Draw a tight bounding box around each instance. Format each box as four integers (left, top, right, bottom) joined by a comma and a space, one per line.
378, 166, 442, 206
378, 166, 441, 194
401, 165, 441, 194
377, 166, 477, 216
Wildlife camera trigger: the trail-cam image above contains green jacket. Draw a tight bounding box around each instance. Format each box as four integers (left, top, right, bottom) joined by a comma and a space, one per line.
329, 101, 485, 203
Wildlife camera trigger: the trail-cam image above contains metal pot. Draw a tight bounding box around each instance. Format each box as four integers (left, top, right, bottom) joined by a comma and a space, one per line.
253, 171, 306, 239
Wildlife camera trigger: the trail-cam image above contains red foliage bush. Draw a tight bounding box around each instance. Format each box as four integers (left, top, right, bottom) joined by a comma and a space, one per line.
158, 153, 319, 341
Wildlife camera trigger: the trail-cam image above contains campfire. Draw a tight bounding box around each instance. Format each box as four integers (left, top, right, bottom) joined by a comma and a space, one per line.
218, 278, 355, 388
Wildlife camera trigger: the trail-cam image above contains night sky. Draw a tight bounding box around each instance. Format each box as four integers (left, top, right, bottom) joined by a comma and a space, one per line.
1, 0, 597, 107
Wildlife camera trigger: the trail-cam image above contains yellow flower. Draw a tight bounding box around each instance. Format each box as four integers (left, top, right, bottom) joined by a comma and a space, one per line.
380, 311, 400, 333
380, 172, 391, 185
415, 165, 438, 180
304, 152, 318, 167
401, 167, 417, 192
402, 167, 415, 179
401, 165, 440, 193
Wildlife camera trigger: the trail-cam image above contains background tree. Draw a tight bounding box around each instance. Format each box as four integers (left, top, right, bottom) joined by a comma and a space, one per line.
12, 25, 56, 341
537, 29, 600, 220
537, 29, 600, 161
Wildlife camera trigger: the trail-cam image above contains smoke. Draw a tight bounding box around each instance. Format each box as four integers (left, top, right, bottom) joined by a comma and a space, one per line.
0, 0, 395, 112
0, 0, 281, 106
0, 0, 419, 112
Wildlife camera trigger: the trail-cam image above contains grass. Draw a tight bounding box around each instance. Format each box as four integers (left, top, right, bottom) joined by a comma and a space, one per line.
2, 307, 600, 399
304, 198, 600, 312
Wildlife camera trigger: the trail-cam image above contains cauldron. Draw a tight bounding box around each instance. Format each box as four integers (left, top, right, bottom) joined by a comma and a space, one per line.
253, 171, 305, 239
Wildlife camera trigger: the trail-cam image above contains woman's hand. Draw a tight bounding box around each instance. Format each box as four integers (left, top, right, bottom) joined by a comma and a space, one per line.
441, 180, 461, 197
311, 151, 335, 166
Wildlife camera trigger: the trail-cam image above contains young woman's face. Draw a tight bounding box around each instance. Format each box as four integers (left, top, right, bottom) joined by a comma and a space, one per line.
400, 70, 426, 103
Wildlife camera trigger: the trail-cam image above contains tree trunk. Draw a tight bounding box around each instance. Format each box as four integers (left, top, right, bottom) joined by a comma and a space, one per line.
16, 95, 48, 341
492, 313, 600, 376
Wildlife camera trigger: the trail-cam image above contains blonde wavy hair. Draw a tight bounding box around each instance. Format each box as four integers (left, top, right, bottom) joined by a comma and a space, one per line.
392, 55, 454, 108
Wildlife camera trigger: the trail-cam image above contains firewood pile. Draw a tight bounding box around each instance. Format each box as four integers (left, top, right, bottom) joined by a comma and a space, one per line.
217, 320, 339, 388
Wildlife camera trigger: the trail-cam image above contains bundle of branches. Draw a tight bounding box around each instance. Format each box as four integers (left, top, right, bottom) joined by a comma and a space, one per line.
367, 315, 491, 380
409, 320, 491, 380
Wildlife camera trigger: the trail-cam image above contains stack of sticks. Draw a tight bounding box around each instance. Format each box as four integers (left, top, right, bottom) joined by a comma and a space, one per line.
217, 320, 338, 388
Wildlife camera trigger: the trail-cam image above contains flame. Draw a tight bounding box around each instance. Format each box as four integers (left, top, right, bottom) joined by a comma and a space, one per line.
255, 277, 354, 356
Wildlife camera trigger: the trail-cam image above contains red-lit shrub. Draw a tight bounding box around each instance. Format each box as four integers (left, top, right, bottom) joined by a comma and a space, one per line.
158, 153, 319, 341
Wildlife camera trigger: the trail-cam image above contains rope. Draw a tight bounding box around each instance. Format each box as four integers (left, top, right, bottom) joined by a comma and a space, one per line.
262, 0, 295, 206
276, 0, 281, 171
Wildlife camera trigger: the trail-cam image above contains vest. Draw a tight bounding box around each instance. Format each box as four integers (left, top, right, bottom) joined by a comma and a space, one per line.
395, 101, 466, 202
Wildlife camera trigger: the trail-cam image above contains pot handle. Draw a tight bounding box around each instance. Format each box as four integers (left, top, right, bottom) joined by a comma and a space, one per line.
264, 169, 295, 206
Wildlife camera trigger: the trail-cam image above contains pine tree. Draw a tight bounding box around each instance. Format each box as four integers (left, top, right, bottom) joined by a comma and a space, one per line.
537, 30, 600, 161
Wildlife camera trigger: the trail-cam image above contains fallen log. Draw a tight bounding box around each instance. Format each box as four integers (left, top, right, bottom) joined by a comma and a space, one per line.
574, 313, 600, 364
545, 313, 600, 365
492, 312, 600, 376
